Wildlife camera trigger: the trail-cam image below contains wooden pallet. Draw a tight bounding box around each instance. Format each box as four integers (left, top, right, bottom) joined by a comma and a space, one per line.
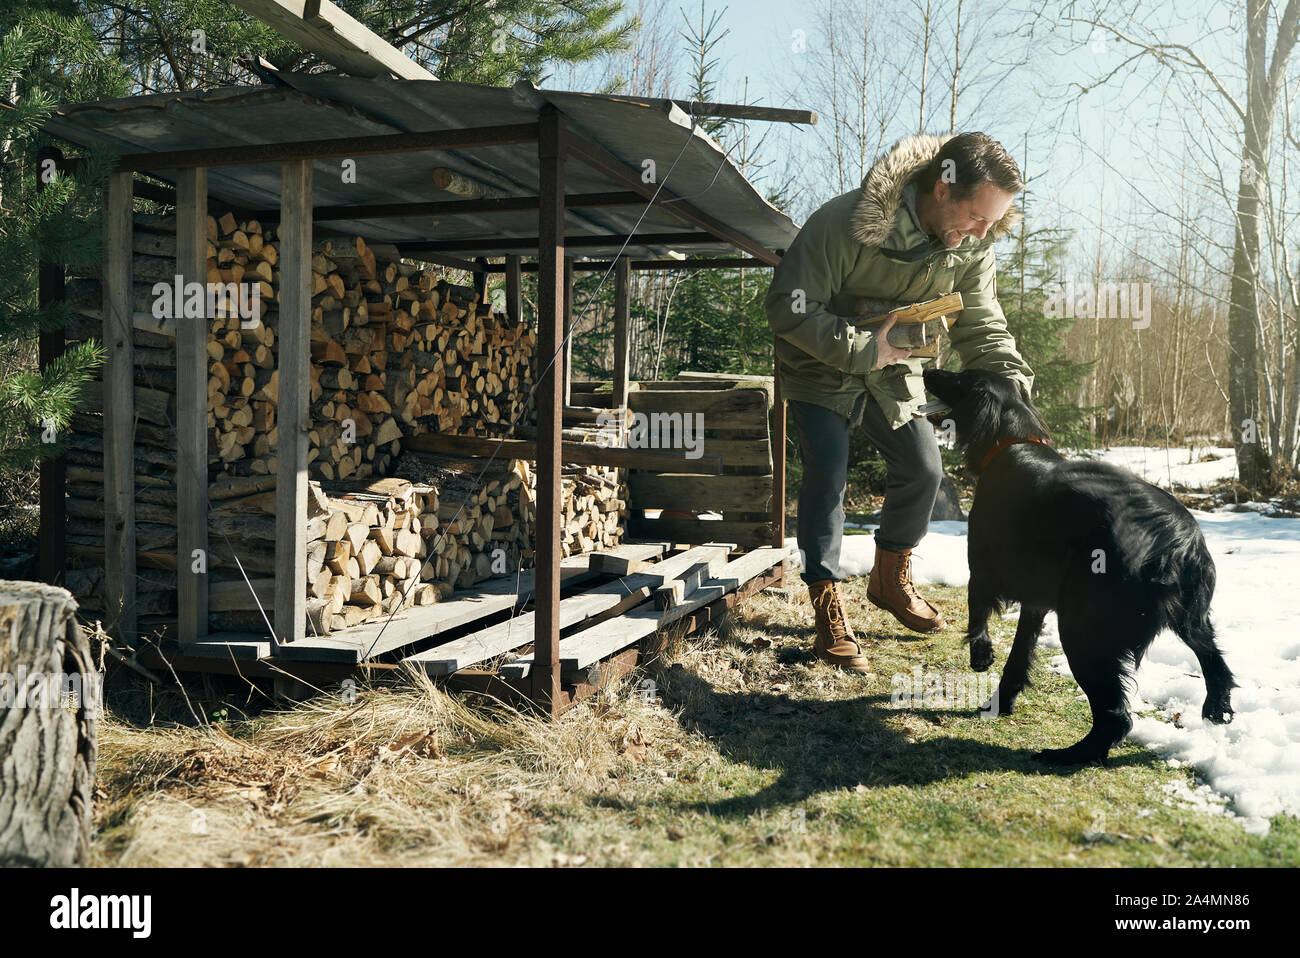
126, 539, 791, 717
572, 377, 776, 549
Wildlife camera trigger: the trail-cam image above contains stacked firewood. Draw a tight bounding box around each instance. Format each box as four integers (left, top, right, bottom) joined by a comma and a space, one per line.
300, 234, 537, 481
302, 477, 452, 632
58, 208, 625, 638
558, 464, 627, 558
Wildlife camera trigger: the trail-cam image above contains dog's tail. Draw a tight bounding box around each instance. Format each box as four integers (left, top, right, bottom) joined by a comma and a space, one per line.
1151, 528, 1238, 718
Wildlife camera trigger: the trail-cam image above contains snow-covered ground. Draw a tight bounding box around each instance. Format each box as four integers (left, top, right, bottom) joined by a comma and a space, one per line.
1071, 444, 1240, 490
787, 445, 1300, 835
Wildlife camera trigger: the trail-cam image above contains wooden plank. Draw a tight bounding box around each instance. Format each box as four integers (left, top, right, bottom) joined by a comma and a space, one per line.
563, 257, 573, 407
507, 547, 787, 674
404, 432, 721, 473
102, 171, 136, 644
321, 555, 598, 660
696, 438, 772, 469
613, 256, 631, 417
182, 633, 273, 661
208, 578, 275, 612
228, 0, 437, 80
533, 106, 565, 714
274, 159, 312, 651
773, 361, 786, 547
627, 473, 773, 511
626, 388, 770, 427
588, 540, 670, 575
305, 543, 651, 662
116, 124, 538, 173
629, 516, 773, 550
176, 167, 208, 647
403, 545, 730, 676
654, 556, 725, 609
505, 254, 522, 325
82, 381, 173, 426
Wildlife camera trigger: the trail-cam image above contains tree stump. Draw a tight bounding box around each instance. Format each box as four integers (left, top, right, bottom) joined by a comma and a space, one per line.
0, 581, 98, 866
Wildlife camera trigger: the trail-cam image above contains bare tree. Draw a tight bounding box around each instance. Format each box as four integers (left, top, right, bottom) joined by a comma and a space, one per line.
1063, 0, 1300, 486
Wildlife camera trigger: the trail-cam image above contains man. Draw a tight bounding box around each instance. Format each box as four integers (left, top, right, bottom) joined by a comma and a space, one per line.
766, 131, 1035, 674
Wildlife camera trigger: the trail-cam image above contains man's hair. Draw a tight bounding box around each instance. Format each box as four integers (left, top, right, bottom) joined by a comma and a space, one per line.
914, 132, 1024, 199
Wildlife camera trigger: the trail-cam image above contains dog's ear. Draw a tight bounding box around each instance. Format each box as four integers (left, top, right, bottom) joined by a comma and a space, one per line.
1017, 381, 1032, 405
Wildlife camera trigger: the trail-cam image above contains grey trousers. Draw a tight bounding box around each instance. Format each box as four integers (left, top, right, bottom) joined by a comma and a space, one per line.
789, 395, 944, 584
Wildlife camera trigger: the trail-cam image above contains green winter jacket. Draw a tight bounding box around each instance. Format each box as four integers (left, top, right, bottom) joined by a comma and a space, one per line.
766, 133, 1035, 430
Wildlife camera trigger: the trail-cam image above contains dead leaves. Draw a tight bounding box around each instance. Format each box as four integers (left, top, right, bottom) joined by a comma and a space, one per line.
383, 729, 442, 761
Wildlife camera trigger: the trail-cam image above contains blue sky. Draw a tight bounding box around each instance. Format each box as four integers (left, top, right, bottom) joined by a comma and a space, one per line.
560, 1, 1250, 279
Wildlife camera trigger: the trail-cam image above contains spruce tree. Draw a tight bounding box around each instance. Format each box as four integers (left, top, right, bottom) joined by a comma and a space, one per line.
0, 9, 125, 473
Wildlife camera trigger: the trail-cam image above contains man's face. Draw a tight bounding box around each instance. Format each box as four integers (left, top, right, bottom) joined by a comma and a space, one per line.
924, 181, 1015, 249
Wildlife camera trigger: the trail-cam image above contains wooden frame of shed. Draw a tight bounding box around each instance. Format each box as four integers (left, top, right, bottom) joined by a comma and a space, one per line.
37, 77, 803, 715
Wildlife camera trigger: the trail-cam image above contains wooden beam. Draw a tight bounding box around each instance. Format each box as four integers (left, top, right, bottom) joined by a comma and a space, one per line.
398, 231, 715, 254
102, 171, 136, 644
274, 159, 312, 651
401, 250, 485, 274
563, 257, 573, 407
564, 131, 781, 266
505, 254, 522, 325
256, 190, 647, 222
607, 95, 817, 125
114, 123, 538, 172
228, 0, 438, 80
533, 106, 565, 716
175, 168, 209, 647
773, 358, 786, 548
404, 433, 722, 473
505, 256, 774, 273
37, 147, 66, 588
612, 255, 631, 419
472, 256, 489, 305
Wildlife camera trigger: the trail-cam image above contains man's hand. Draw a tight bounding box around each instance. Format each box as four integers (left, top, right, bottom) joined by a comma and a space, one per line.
872, 314, 913, 369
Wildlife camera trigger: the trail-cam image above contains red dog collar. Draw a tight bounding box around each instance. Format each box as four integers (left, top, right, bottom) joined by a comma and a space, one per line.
980, 436, 1049, 471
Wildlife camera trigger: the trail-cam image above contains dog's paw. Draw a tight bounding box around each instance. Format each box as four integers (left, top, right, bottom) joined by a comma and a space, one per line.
1202, 696, 1235, 725
969, 636, 995, 672
981, 686, 1018, 717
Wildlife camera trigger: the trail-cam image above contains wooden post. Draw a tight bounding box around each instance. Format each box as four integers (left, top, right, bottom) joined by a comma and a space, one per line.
562, 257, 574, 406
0, 582, 98, 866
533, 107, 566, 715
176, 168, 208, 647
37, 147, 66, 588
772, 352, 786, 548
472, 255, 489, 306
274, 159, 312, 650
505, 253, 522, 325
613, 255, 631, 439
102, 171, 136, 645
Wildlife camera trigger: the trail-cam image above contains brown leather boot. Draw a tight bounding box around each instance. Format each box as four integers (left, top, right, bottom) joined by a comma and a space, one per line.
867, 545, 947, 633
807, 580, 873, 674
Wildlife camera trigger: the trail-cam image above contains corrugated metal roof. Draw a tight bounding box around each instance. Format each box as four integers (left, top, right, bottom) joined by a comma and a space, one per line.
44, 76, 798, 261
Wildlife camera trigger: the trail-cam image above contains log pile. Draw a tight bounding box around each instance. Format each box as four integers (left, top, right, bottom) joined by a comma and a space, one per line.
58, 207, 627, 640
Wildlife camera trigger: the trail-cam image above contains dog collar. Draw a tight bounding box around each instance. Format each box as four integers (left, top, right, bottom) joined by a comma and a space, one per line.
980, 436, 1049, 471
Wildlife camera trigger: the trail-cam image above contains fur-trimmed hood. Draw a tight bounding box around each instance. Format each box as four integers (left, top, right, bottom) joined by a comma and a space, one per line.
849, 133, 1022, 247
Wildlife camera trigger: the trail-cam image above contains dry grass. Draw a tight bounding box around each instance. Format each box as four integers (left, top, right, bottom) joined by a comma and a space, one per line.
91, 570, 1299, 867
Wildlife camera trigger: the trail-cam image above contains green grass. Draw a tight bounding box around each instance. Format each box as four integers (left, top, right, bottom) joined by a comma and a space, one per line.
526, 577, 1298, 866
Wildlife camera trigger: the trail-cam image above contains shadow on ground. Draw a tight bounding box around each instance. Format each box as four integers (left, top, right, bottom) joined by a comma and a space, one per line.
613, 659, 1158, 820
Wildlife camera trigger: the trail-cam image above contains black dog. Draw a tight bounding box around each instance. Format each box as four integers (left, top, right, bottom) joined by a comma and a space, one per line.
922, 368, 1235, 765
